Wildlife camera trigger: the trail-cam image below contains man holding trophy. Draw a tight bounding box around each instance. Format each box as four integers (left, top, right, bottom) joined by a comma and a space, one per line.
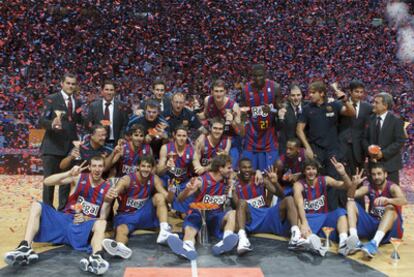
39, 72, 83, 210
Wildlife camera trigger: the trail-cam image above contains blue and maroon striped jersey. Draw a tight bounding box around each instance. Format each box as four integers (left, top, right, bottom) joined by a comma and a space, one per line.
117, 173, 155, 213
299, 176, 329, 214
166, 142, 194, 182
194, 172, 228, 210
117, 141, 151, 176
235, 177, 266, 208
200, 136, 228, 166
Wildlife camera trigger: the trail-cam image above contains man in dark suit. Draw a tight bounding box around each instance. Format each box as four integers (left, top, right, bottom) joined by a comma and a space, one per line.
86, 80, 129, 147
338, 80, 372, 175
39, 73, 82, 210
362, 92, 405, 184
277, 83, 307, 155
135, 78, 172, 116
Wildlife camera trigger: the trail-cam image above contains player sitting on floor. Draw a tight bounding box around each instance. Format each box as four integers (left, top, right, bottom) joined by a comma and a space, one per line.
167, 154, 238, 260
101, 155, 178, 259
4, 156, 112, 275
345, 164, 407, 258
233, 158, 305, 255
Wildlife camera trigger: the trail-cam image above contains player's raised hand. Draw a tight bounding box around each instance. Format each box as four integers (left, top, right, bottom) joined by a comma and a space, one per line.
264, 166, 278, 184
70, 160, 88, 176
352, 167, 367, 185
330, 157, 346, 176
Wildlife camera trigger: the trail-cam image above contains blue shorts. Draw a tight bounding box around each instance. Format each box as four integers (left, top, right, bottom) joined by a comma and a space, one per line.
230, 136, 242, 169
172, 194, 195, 213
246, 203, 290, 237
306, 208, 347, 241
355, 203, 403, 243
183, 209, 228, 240
114, 199, 159, 233
34, 202, 95, 252
241, 150, 279, 171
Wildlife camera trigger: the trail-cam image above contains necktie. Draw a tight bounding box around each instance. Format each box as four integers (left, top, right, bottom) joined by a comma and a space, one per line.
104, 102, 111, 135
294, 105, 300, 117
374, 116, 381, 144
353, 102, 357, 118
67, 97, 73, 122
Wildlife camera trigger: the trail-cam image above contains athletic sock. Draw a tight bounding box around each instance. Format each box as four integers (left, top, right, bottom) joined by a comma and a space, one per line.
160, 222, 169, 231
238, 229, 247, 238
223, 230, 233, 239
372, 231, 385, 246
349, 228, 358, 238
339, 233, 348, 247
290, 225, 301, 240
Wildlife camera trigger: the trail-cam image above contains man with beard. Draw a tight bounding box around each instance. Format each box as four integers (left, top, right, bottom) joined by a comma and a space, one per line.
157, 125, 195, 213
167, 154, 238, 260
345, 164, 407, 258
240, 64, 282, 171
112, 124, 152, 177
293, 158, 355, 256
4, 156, 112, 275
233, 158, 304, 255
59, 124, 114, 171
193, 117, 231, 176
101, 155, 177, 259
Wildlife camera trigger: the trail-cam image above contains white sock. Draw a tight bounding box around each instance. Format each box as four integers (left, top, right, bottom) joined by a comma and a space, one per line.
372, 231, 385, 246
223, 230, 233, 239
238, 229, 247, 238
290, 225, 301, 240
160, 222, 169, 231
349, 228, 358, 238
184, 240, 194, 248
339, 233, 348, 246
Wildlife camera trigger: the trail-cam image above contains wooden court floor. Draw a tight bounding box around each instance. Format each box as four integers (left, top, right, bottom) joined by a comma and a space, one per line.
0, 175, 413, 276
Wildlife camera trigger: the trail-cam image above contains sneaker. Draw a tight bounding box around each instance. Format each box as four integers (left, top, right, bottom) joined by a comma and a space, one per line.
102, 239, 132, 259
361, 240, 378, 258
212, 233, 239, 256
4, 241, 38, 266
80, 253, 109, 275
288, 237, 307, 250
167, 236, 197, 260
301, 234, 326, 257
237, 236, 252, 255
157, 228, 179, 245
338, 235, 361, 256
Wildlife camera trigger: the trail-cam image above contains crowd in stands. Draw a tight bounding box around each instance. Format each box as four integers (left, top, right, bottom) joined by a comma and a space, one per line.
0, 1, 413, 174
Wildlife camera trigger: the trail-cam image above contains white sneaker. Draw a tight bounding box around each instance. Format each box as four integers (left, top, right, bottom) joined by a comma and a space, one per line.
288, 237, 307, 250
237, 236, 252, 255
157, 228, 179, 245
338, 235, 362, 256
79, 254, 109, 275
102, 239, 132, 259
212, 233, 239, 256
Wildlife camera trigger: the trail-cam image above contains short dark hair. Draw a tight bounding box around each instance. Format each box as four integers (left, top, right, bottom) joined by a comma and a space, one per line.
139, 155, 155, 167
238, 157, 252, 167
127, 124, 145, 136
309, 81, 327, 94
209, 117, 225, 127
152, 78, 166, 89
91, 124, 106, 134
302, 159, 321, 174
101, 80, 115, 89
287, 138, 301, 148
370, 163, 387, 173
145, 99, 160, 111
173, 124, 188, 134
210, 154, 232, 172
61, 72, 77, 82
289, 82, 301, 93
348, 79, 364, 91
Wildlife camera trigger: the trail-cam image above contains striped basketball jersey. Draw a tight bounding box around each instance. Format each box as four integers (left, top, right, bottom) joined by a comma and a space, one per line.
194, 172, 229, 210
235, 177, 266, 209
166, 142, 194, 182
64, 173, 111, 218
243, 79, 278, 152
117, 173, 155, 213
118, 141, 151, 176
367, 180, 402, 219
300, 176, 329, 214
206, 96, 236, 135
279, 148, 306, 186
200, 136, 228, 166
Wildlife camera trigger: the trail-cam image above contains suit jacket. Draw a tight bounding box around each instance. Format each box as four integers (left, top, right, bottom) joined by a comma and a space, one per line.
39, 92, 82, 156
86, 99, 129, 143
362, 112, 405, 172
277, 101, 307, 153
338, 101, 372, 164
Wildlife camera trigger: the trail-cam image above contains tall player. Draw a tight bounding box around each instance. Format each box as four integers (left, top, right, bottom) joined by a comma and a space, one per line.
240, 64, 282, 171
101, 156, 177, 258
4, 156, 112, 275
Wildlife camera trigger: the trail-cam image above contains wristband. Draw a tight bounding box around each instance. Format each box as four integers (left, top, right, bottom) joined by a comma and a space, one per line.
347, 197, 355, 202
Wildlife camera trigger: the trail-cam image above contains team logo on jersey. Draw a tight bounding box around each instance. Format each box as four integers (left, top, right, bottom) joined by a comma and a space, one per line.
122, 164, 137, 175
370, 205, 386, 219
126, 197, 148, 210
246, 196, 266, 209
77, 196, 100, 217
251, 104, 274, 118
203, 194, 226, 205
303, 195, 325, 212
